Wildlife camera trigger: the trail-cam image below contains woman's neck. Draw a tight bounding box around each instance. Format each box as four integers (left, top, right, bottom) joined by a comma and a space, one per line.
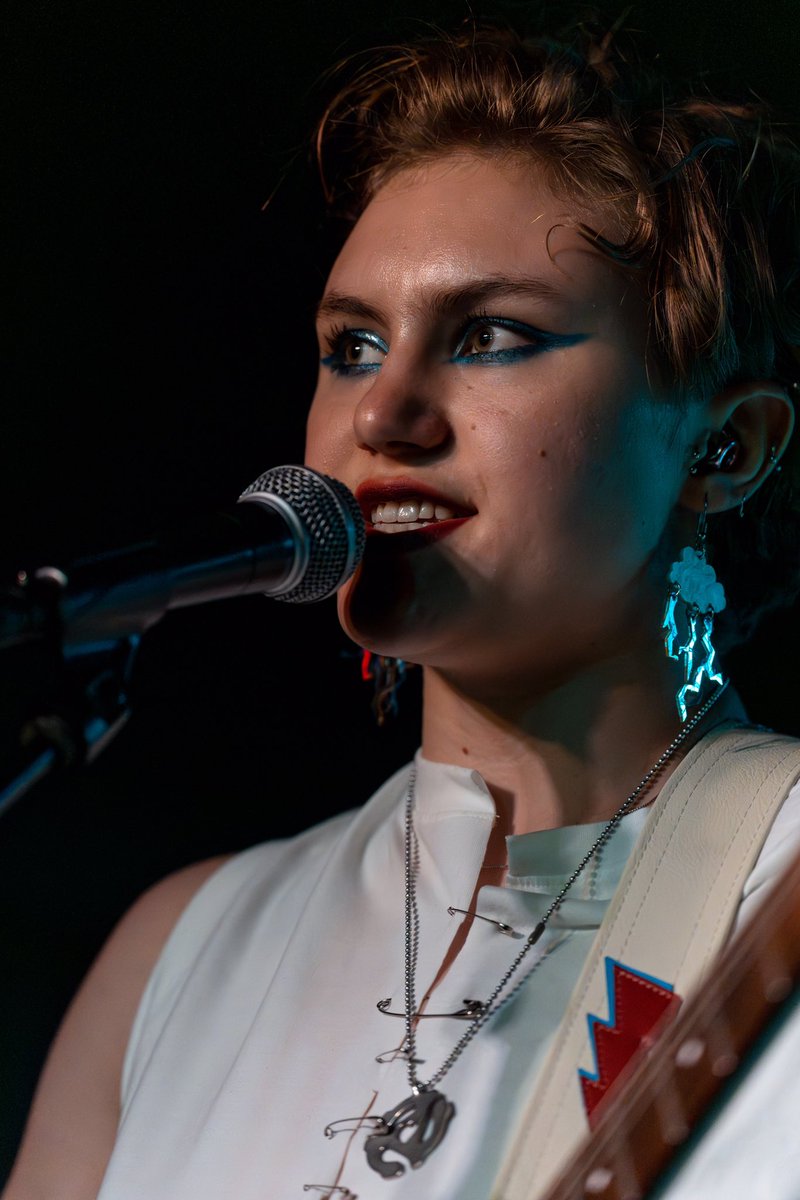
421, 657, 746, 837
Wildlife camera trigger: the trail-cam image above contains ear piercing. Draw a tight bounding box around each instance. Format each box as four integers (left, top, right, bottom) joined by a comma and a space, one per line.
689, 430, 740, 475
769, 444, 783, 472
706, 436, 741, 471
690, 434, 784, 478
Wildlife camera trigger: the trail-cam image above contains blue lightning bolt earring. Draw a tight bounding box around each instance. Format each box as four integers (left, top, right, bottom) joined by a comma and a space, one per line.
662, 494, 727, 721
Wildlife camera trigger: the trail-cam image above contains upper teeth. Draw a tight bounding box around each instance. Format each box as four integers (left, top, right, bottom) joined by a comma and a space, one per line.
371, 499, 455, 524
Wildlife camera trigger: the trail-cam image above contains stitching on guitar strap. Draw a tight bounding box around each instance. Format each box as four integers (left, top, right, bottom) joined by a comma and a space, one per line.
492, 728, 800, 1200
614, 731, 750, 963
524, 731, 745, 1155
681, 742, 800, 981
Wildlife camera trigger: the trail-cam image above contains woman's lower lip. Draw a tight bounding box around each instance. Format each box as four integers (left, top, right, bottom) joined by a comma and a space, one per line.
365, 516, 472, 545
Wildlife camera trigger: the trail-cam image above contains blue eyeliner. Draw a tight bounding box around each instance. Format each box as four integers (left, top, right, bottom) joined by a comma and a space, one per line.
319, 316, 587, 375
321, 328, 388, 376
452, 316, 587, 365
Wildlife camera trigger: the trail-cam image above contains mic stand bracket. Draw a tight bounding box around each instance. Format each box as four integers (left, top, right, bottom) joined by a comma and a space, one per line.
0, 569, 140, 816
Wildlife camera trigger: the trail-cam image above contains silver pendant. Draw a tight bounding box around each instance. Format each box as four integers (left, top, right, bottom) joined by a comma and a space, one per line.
364, 1090, 456, 1178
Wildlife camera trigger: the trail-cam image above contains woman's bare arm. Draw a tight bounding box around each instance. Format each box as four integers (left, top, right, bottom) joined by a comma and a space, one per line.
2, 855, 230, 1200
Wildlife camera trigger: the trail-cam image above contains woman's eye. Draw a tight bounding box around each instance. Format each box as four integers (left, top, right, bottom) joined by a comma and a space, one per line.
457, 323, 534, 357
452, 317, 561, 365
321, 328, 387, 375
339, 337, 384, 367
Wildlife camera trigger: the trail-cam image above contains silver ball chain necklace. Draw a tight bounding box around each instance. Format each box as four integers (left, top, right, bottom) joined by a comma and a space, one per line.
363, 683, 727, 1178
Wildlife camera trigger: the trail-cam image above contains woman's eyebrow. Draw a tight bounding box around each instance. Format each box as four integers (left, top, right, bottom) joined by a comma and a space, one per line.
316, 292, 387, 325
315, 275, 568, 325
427, 275, 568, 314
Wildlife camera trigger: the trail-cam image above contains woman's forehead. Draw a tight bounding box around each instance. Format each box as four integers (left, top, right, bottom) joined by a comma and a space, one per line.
323, 153, 643, 325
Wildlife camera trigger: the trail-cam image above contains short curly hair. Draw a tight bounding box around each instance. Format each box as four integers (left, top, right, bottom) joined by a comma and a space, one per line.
314, 15, 800, 644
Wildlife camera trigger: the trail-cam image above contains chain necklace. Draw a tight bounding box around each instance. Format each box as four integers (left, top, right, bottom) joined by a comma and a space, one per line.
363, 683, 727, 1177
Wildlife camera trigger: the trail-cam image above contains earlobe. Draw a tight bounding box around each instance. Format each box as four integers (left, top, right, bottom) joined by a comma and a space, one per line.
680, 380, 795, 514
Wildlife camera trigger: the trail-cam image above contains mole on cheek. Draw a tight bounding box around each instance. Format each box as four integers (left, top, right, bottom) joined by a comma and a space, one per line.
539, 448, 548, 458
462, 746, 470, 755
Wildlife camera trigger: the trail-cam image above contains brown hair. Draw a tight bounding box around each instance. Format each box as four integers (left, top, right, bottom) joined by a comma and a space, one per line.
314, 16, 800, 643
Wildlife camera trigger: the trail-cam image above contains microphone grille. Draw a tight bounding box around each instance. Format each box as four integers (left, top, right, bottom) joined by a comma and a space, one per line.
239, 465, 365, 603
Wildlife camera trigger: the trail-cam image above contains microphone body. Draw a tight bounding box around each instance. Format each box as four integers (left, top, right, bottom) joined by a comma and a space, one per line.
6, 467, 365, 650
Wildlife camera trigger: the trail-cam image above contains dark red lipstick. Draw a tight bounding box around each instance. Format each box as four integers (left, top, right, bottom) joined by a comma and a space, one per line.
354, 477, 475, 547
364, 516, 472, 548
355, 477, 475, 519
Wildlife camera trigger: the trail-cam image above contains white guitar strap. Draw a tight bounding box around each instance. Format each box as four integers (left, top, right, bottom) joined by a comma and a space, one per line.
492, 724, 800, 1200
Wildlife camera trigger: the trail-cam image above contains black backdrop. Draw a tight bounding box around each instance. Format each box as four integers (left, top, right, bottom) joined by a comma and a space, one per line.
3, 0, 800, 1181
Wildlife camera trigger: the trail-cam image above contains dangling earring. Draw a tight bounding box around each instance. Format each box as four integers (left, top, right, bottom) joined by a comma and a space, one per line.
662, 498, 727, 722
361, 651, 407, 726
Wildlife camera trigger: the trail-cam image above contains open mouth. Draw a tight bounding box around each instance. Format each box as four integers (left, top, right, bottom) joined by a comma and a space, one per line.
370, 497, 462, 532
356, 481, 476, 538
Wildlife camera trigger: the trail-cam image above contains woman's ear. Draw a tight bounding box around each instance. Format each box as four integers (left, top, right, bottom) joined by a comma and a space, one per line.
680, 381, 795, 514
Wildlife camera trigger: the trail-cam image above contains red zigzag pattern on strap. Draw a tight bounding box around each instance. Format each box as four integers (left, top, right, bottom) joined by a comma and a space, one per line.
579, 958, 682, 1124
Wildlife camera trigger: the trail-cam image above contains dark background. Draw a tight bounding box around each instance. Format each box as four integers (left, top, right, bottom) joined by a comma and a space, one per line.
3, 0, 799, 1182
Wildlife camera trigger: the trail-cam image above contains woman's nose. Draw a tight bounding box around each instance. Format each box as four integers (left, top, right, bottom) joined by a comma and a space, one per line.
353, 373, 451, 458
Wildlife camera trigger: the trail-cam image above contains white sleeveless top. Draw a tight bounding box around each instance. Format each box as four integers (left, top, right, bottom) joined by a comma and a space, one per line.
97, 750, 800, 1200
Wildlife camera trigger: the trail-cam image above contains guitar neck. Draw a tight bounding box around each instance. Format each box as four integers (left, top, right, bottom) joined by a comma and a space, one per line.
542, 845, 800, 1200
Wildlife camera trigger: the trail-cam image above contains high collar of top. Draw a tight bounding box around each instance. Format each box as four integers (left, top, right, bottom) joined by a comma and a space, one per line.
412, 750, 651, 926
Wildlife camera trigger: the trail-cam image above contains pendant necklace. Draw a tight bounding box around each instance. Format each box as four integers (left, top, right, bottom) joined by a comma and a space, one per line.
363, 684, 727, 1178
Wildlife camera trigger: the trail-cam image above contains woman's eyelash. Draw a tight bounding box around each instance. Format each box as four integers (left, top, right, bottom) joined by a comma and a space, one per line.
319, 314, 584, 374
321, 323, 356, 358
321, 322, 354, 355
454, 313, 556, 361
459, 312, 545, 340
320, 324, 388, 374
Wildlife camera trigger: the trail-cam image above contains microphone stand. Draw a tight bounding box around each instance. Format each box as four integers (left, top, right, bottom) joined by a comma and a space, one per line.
0, 466, 364, 815
0, 569, 140, 817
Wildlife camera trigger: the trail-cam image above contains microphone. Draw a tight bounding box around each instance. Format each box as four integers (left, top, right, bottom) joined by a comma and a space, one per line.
7, 466, 365, 650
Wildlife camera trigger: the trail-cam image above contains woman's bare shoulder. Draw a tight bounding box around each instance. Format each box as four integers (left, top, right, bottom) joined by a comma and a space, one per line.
2, 854, 231, 1200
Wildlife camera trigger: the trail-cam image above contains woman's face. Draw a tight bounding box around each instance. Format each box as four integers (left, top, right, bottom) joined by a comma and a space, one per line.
306, 153, 694, 690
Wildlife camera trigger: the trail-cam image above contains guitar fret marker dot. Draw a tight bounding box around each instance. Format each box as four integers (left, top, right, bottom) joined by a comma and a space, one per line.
674, 1036, 705, 1069
584, 1165, 615, 1194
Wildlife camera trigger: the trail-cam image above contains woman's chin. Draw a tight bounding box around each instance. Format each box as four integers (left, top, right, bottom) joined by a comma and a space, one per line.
336, 570, 457, 664
336, 538, 416, 645
337, 529, 478, 655
337, 577, 417, 658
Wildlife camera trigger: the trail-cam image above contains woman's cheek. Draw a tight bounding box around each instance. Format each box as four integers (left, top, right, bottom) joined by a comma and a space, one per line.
304, 404, 348, 476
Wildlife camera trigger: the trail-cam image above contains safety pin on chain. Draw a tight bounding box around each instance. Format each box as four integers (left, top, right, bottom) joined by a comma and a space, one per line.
302, 1186, 357, 1197
324, 1116, 388, 1140
376, 996, 487, 1020
447, 906, 521, 937
375, 1040, 425, 1065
